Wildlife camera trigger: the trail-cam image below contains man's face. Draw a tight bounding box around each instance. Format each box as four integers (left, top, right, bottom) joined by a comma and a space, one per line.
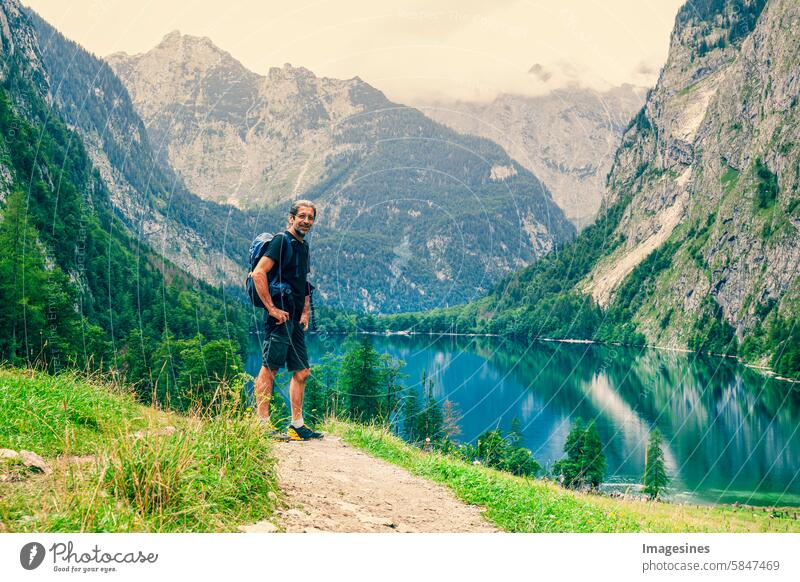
289, 206, 316, 237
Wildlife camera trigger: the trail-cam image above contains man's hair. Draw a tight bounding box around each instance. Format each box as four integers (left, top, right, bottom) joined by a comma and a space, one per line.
289, 199, 317, 219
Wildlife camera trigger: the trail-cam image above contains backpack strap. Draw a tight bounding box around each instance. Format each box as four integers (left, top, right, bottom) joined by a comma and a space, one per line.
275, 232, 294, 279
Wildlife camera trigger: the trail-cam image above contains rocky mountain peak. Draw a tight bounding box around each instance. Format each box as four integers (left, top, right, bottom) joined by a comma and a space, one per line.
156, 29, 228, 58
157, 29, 182, 45
267, 62, 316, 81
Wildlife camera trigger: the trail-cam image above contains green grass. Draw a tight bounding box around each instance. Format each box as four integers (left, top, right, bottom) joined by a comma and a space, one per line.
0, 367, 279, 532
325, 420, 800, 533
0, 368, 152, 456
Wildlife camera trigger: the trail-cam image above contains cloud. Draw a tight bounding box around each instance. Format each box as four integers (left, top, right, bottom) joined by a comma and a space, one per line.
528, 63, 552, 83
635, 60, 656, 76
23, 0, 685, 104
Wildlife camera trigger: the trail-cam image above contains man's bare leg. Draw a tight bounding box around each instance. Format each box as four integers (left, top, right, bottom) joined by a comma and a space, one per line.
254, 366, 278, 421
289, 368, 311, 423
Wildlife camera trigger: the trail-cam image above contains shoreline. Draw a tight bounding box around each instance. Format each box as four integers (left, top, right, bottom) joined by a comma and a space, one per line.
306, 329, 799, 382
595, 482, 800, 513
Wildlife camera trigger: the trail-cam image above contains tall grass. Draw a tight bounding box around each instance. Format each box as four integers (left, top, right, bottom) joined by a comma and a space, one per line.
103, 405, 278, 530
0, 368, 151, 456
0, 368, 279, 532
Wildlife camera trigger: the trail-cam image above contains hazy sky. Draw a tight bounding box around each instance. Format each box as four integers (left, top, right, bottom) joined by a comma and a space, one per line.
23, 0, 684, 104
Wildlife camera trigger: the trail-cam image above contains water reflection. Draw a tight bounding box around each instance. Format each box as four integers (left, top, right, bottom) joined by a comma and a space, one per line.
247, 333, 800, 506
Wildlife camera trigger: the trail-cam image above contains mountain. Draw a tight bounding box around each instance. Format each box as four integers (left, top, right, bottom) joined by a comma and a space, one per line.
419, 85, 646, 230
107, 33, 576, 313
106, 32, 359, 210
0, 0, 248, 393
582, 0, 798, 358
388, 0, 799, 377
25, 12, 260, 290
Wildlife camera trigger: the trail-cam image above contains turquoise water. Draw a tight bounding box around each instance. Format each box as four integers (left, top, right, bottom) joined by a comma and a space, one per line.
247, 333, 800, 506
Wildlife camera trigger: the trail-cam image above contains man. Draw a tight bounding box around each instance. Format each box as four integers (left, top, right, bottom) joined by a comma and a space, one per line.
251, 200, 322, 440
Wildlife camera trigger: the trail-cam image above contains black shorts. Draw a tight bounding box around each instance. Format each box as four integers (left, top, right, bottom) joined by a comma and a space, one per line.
262, 318, 309, 372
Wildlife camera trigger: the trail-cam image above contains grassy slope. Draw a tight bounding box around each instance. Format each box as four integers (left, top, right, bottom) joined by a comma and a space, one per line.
0, 368, 278, 532
325, 420, 800, 533
3, 368, 796, 533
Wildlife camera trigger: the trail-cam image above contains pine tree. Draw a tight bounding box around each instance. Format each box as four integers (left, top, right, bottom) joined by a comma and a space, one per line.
553, 418, 585, 488
583, 421, 607, 488
643, 429, 669, 499
508, 417, 524, 447
442, 399, 462, 440
420, 374, 444, 442
553, 418, 606, 489
378, 352, 404, 421
338, 336, 381, 420
303, 353, 344, 423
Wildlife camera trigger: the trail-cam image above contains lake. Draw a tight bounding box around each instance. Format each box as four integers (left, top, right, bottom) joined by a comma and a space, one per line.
247, 332, 800, 507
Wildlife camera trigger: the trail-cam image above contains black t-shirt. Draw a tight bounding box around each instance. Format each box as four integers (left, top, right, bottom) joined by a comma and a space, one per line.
264, 231, 310, 320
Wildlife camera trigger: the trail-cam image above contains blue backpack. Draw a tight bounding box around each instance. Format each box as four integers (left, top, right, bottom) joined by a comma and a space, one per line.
246, 232, 294, 309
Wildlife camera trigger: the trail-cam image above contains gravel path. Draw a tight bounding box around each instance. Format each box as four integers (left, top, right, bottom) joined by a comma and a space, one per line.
242, 435, 497, 533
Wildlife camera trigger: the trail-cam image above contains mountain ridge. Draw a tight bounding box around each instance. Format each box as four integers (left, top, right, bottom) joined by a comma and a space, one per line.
106, 30, 576, 313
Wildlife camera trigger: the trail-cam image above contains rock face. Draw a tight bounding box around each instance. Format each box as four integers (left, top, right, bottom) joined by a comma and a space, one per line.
106, 32, 576, 312
0, 0, 50, 204
585, 0, 800, 350
106, 33, 393, 210
419, 85, 647, 230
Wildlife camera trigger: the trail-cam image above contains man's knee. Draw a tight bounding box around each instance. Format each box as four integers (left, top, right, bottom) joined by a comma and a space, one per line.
293, 368, 311, 382
256, 367, 278, 386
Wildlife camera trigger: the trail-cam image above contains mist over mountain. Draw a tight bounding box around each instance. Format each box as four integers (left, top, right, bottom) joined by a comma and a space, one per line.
420, 85, 646, 229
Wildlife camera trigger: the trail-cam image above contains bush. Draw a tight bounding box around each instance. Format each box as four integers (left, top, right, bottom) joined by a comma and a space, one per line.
475, 427, 540, 477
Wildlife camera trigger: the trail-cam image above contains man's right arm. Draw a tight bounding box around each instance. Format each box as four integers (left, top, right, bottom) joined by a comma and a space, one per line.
252, 256, 290, 324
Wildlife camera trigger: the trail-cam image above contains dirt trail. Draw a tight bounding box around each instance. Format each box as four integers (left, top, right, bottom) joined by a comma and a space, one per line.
242, 435, 497, 533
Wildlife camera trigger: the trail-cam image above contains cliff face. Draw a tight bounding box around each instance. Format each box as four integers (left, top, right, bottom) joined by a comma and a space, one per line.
0, 0, 48, 201
420, 85, 646, 230
584, 0, 799, 353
